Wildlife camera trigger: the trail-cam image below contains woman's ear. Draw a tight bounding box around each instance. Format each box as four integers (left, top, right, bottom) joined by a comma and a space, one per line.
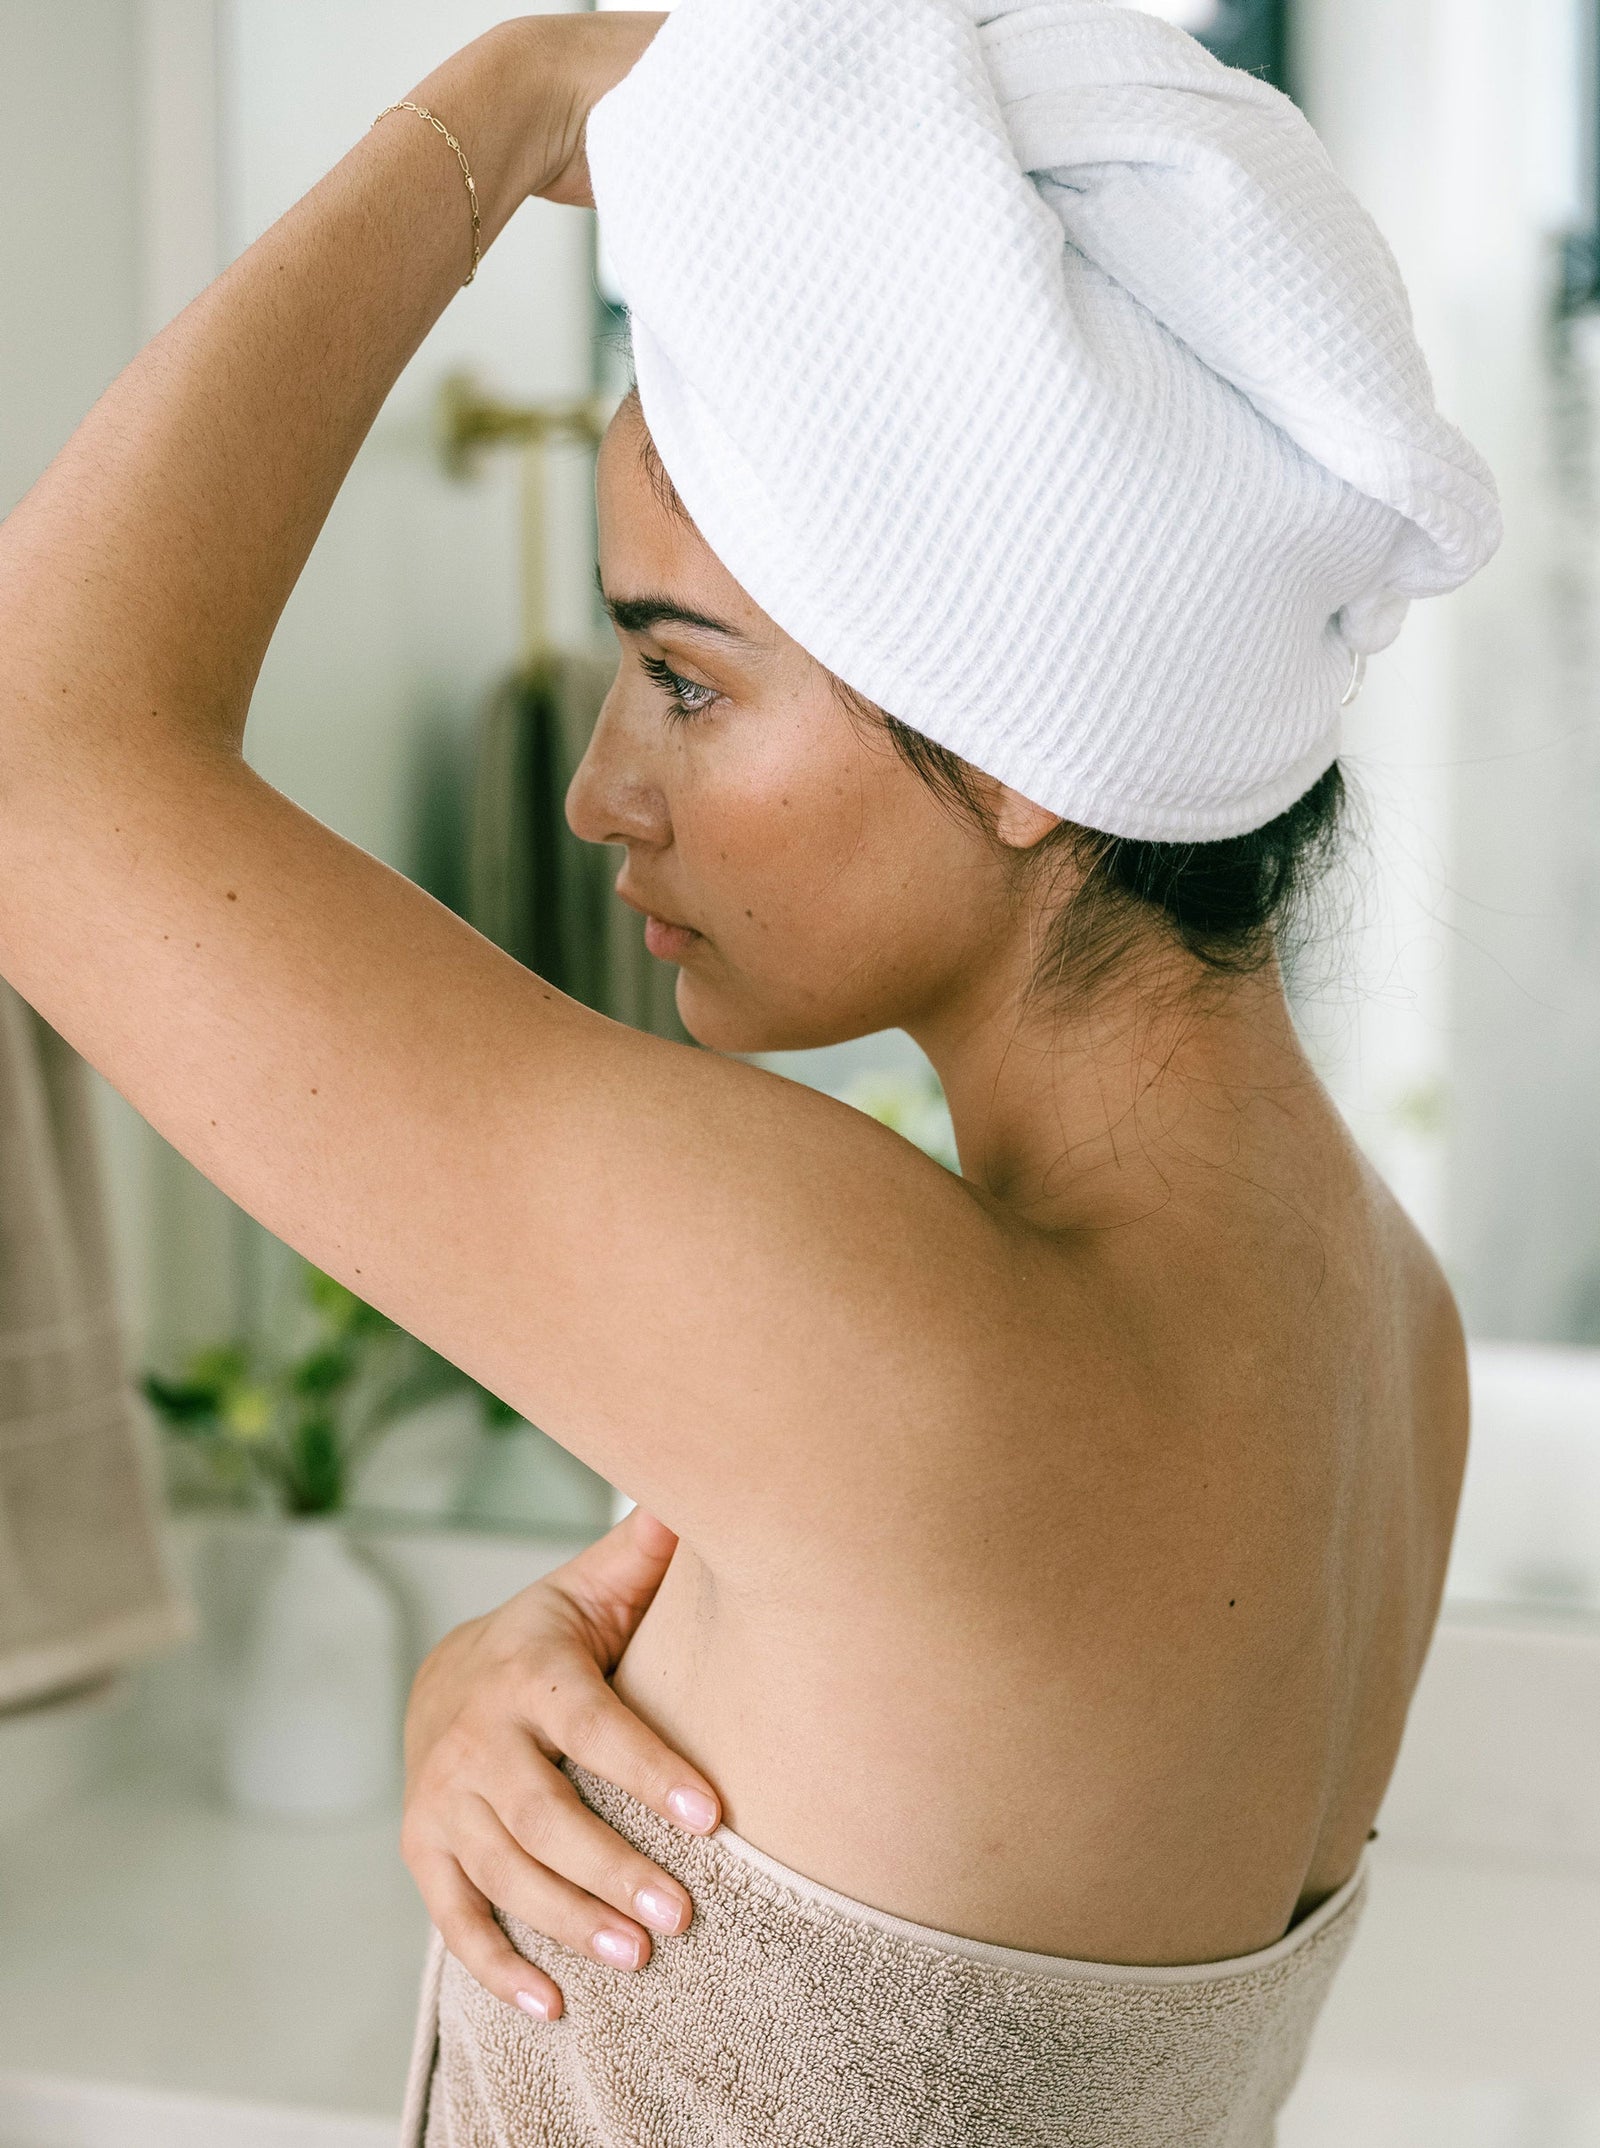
992, 782, 1062, 851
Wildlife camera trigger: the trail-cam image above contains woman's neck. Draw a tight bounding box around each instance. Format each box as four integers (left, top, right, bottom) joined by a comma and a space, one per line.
911, 944, 1327, 1236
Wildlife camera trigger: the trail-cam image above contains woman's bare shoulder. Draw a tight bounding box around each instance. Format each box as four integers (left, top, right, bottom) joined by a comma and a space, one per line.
1350, 1149, 1471, 1553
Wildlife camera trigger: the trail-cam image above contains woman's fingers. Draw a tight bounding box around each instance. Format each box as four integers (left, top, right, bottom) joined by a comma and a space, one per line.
536, 1669, 721, 1840
555, 1504, 683, 1662
409, 1847, 566, 2022
398, 1508, 728, 2015
452, 1795, 660, 1971
533, 11, 671, 210
498, 1763, 698, 1937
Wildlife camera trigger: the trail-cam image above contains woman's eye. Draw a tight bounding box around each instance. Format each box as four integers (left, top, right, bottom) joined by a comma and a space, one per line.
636, 652, 720, 724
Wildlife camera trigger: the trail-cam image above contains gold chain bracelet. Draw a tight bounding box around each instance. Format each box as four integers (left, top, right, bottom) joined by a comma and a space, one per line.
372, 100, 483, 287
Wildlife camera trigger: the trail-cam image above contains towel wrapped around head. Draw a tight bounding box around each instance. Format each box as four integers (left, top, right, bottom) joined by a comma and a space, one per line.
584, 0, 1502, 842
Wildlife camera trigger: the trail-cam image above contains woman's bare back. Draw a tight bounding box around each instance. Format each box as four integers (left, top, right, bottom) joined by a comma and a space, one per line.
612, 1090, 1469, 1967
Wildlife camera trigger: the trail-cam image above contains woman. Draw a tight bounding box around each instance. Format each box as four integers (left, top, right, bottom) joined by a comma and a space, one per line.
0, 1, 1499, 2141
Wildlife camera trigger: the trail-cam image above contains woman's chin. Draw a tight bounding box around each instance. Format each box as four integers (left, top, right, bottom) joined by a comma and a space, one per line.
673, 972, 766, 1053
674, 971, 892, 1059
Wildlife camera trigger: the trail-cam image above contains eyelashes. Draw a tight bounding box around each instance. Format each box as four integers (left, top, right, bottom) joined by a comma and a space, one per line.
635, 652, 720, 726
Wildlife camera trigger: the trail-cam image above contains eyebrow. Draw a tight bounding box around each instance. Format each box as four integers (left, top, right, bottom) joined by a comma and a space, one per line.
594, 561, 748, 642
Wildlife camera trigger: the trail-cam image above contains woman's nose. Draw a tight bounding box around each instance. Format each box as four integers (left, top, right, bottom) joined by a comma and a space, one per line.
566, 685, 673, 851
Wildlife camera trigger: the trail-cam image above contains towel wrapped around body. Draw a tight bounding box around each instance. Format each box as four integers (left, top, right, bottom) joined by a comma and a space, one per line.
401, 1760, 1367, 2148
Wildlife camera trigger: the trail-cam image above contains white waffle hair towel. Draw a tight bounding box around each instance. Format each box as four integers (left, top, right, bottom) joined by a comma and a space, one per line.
585, 0, 1502, 842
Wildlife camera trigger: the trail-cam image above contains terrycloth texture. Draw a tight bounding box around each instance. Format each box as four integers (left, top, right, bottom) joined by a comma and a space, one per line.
468, 648, 687, 1042
585, 0, 1503, 840
402, 1759, 1368, 2147
0, 983, 191, 1710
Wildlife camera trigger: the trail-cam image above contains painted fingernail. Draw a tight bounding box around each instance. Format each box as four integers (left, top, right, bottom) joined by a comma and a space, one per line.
667, 1786, 717, 1832
634, 1886, 686, 1933
593, 1928, 643, 1969
515, 1990, 552, 2020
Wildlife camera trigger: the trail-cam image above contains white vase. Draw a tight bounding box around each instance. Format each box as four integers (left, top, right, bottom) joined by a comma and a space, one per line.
223, 1518, 402, 1821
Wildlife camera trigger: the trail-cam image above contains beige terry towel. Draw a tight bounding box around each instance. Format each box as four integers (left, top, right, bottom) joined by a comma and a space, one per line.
403, 1759, 1367, 2148
468, 647, 686, 1042
0, 983, 191, 1711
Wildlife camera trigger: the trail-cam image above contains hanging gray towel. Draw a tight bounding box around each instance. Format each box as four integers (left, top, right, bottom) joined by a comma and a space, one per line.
469, 647, 687, 1042
0, 983, 191, 1711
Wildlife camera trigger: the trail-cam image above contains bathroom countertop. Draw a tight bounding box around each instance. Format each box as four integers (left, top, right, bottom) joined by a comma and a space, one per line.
1281, 1844, 1600, 2140
0, 1762, 426, 2127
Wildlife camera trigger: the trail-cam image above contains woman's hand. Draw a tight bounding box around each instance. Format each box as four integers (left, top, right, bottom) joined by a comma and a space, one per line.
401, 1507, 721, 2022
519, 10, 669, 210
407, 10, 668, 223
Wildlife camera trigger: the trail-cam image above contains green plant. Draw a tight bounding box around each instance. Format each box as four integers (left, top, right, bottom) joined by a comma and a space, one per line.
143, 1264, 517, 1517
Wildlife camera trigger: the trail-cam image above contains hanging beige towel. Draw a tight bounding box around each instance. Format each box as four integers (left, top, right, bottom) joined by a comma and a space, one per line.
468, 646, 687, 1042
0, 983, 191, 1711
402, 1759, 1368, 2148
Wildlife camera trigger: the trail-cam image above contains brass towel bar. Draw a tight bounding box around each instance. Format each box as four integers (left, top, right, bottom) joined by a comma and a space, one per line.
436, 371, 610, 477
436, 371, 614, 663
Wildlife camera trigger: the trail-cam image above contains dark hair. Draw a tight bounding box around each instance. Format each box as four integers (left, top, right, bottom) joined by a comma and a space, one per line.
620, 384, 1345, 999
841, 689, 1347, 1002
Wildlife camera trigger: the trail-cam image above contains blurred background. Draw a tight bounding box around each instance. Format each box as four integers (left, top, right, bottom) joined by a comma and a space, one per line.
0, 2, 1598, 2144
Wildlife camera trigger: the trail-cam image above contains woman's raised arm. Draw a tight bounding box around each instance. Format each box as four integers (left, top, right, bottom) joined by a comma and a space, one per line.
0, 13, 998, 1547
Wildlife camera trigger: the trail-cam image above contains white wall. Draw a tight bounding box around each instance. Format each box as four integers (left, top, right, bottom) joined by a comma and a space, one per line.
1293, 0, 1600, 1341
0, 7, 141, 485
0, 2, 155, 1348
1288, 0, 1475, 1253
1425, 0, 1600, 1342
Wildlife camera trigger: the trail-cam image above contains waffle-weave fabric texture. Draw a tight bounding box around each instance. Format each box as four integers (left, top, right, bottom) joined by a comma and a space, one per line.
584, 0, 1501, 841
404, 1760, 1369, 2147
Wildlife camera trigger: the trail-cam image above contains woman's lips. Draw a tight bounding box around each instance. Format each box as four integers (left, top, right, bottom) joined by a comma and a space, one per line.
642, 914, 702, 962
617, 878, 702, 963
